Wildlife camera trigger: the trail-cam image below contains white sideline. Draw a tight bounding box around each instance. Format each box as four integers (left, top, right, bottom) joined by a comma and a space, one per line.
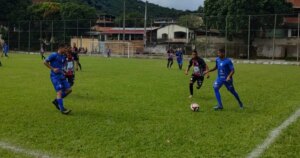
0, 141, 54, 158
247, 108, 300, 158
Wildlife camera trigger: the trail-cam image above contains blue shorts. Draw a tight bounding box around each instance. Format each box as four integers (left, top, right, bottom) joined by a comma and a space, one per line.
177, 58, 183, 64
51, 75, 71, 92
213, 78, 234, 90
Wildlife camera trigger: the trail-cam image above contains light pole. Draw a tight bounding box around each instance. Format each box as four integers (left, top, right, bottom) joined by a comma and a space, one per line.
144, 0, 148, 47
123, 0, 126, 42
123, 0, 126, 56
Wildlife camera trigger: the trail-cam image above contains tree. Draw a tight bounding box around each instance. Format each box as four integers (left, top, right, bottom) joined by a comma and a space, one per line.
204, 0, 293, 56
0, 0, 31, 21
27, 2, 61, 20
177, 15, 204, 29
61, 2, 97, 20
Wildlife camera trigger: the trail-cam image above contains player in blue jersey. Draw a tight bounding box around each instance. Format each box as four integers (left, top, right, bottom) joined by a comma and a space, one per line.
176, 48, 184, 70
2, 42, 9, 58
44, 43, 72, 115
205, 49, 243, 110
185, 50, 209, 98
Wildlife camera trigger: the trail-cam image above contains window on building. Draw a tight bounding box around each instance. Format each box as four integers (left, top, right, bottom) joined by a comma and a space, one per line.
162, 33, 168, 40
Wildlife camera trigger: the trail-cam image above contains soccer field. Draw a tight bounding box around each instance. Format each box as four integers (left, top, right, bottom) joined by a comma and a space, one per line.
0, 54, 300, 158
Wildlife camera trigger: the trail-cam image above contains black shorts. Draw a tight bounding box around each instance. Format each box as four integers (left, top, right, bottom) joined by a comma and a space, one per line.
190, 75, 204, 86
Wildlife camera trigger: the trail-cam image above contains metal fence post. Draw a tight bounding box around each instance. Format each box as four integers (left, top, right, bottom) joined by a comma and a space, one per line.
7, 22, 10, 48
225, 15, 228, 57
205, 16, 208, 58
18, 21, 20, 50
64, 20, 66, 43
28, 21, 31, 52
297, 13, 300, 62
51, 20, 53, 51
248, 15, 251, 60
272, 14, 277, 60
77, 19, 79, 47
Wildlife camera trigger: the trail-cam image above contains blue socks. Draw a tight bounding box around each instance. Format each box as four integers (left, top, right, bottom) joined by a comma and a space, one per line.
214, 87, 223, 108
57, 98, 65, 111
229, 88, 243, 107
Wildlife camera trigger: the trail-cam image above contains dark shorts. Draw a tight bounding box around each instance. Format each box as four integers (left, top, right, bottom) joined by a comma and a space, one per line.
190, 75, 204, 87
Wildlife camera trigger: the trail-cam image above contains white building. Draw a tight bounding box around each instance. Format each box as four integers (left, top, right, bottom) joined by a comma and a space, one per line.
156, 24, 191, 44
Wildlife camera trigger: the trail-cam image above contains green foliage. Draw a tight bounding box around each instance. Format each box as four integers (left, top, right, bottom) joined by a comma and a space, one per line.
27, 2, 61, 20
177, 15, 204, 29
204, 0, 292, 40
58, 0, 185, 18
204, 0, 293, 56
61, 2, 97, 19
0, 0, 31, 21
27, 2, 97, 20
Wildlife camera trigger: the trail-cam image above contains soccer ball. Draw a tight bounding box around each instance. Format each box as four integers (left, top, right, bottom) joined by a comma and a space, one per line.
191, 103, 200, 112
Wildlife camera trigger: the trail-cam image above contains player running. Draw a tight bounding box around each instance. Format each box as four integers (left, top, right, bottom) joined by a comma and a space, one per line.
2, 42, 9, 58
64, 48, 75, 87
72, 43, 82, 71
40, 40, 47, 60
205, 49, 243, 110
167, 48, 174, 69
44, 43, 72, 115
185, 50, 209, 98
176, 48, 184, 70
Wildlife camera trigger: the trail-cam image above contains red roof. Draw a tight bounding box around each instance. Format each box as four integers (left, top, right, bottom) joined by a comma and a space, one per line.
102, 30, 145, 35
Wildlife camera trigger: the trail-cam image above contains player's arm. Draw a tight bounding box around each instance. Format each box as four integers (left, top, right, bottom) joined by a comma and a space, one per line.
205, 64, 210, 78
226, 60, 235, 81
205, 61, 217, 74
44, 55, 59, 73
185, 60, 192, 75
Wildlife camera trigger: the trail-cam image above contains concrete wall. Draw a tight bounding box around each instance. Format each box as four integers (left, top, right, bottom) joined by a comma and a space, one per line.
157, 24, 189, 41
70, 37, 144, 55
196, 36, 300, 58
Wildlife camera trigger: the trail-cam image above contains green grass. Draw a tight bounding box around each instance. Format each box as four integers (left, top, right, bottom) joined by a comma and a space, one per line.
0, 54, 300, 157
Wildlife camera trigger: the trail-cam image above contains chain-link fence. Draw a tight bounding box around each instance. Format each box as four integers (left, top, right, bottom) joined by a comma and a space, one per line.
0, 13, 299, 61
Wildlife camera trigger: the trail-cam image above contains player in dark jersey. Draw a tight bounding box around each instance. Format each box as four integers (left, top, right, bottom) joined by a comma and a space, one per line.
185, 50, 210, 98
64, 47, 75, 87
167, 48, 174, 69
40, 40, 46, 60
72, 43, 82, 71
205, 49, 243, 110
44, 43, 72, 115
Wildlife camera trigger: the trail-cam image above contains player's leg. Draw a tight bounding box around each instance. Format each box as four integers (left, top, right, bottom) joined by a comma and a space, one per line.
62, 79, 72, 99
196, 76, 204, 89
213, 80, 224, 110
189, 76, 197, 98
224, 80, 243, 108
0, 60, 2, 66
170, 59, 173, 68
51, 77, 71, 114
180, 60, 183, 70
77, 60, 82, 70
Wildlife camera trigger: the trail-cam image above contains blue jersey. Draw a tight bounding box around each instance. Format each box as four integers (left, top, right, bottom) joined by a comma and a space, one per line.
45, 52, 66, 77
216, 57, 234, 80
176, 51, 183, 60
3, 44, 9, 53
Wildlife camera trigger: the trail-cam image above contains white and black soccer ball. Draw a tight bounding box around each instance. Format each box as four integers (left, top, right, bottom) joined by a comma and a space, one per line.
191, 103, 200, 112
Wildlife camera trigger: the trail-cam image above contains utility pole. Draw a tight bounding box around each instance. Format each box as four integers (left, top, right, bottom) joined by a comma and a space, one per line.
144, 0, 148, 48
123, 0, 126, 56
123, 0, 126, 42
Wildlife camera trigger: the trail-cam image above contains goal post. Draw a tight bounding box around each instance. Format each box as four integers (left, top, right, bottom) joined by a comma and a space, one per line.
98, 41, 132, 58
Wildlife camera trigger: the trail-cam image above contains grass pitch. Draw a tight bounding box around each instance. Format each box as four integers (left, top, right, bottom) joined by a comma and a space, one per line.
0, 54, 300, 157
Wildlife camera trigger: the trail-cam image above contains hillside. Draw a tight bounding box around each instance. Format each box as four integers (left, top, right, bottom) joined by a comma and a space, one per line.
59, 0, 186, 18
